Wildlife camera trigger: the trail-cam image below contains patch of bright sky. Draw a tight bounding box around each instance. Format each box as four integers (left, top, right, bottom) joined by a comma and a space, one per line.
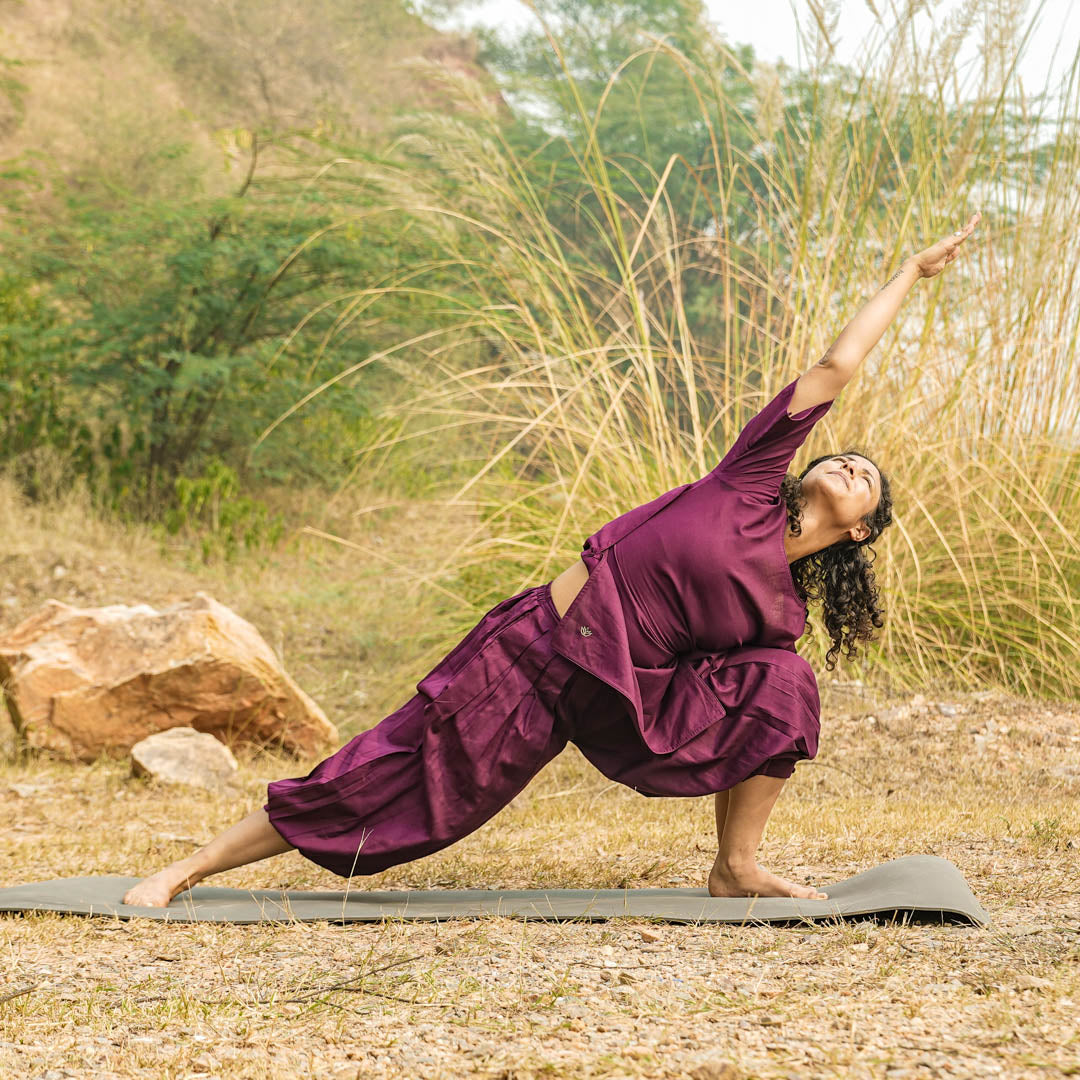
433, 0, 1080, 113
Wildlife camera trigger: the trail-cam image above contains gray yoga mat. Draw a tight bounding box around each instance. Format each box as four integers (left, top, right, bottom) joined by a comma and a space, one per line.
0, 855, 988, 926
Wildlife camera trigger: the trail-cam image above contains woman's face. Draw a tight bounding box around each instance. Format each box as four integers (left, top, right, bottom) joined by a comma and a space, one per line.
805, 454, 881, 537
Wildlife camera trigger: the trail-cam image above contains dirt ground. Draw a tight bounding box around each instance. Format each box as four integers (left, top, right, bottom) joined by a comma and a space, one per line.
1, 687, 1077, 1079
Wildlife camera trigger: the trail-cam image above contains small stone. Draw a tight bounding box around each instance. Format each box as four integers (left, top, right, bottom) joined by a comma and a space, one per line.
8, 782, 50, 798
1015, 974, 1053, 990
131, 727, 239, 792
973, 734, 987, 754
638, 927, 663, 943
909, 693, 927, 708
937, 702, 958, 716
850, 942, 870, 952
600, 970, 614, 982
1050, 765, 1080, 780
879, 706, 910, 724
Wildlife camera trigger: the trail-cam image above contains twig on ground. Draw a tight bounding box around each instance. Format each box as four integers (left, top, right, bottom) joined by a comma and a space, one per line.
131, 953, 425, 1005
0, 982, 40, 1004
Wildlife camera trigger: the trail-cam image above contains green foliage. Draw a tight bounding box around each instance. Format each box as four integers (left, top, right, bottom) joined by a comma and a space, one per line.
163, 459, 285, 564
0, 274, 95, 498
0, 129, 470, 512
0, 0, 495, 522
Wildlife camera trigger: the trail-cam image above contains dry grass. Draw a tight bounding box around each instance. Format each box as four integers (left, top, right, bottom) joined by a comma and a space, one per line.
303, 0, 1080, 704
1, 485, 1078, 1078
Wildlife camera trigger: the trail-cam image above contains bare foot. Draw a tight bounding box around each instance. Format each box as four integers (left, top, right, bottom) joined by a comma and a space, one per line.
122, 864, 201, 908
708, 861, 828, 901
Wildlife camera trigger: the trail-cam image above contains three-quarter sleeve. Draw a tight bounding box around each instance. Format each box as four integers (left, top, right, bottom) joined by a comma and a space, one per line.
709, 377, 834, 501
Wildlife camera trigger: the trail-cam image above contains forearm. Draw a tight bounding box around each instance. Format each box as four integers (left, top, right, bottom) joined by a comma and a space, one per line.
824, 257, 921, 372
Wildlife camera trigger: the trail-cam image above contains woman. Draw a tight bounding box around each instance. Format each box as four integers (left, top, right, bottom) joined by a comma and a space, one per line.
123, 212, 980, 908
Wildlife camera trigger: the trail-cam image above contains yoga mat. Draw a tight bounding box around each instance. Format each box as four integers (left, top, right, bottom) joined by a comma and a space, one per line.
0, 855, 988, 926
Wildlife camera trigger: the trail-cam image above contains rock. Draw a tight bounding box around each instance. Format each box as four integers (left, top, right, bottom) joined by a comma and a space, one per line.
131, 727, 239, 792
638, 927, 663, 943
8, 782, 50, 797
878, 706, 910, 724
0, 593, 337, 762
1015, 974, 1054, 991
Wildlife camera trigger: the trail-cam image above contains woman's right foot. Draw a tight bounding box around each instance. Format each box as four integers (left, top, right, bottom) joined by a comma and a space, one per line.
708, 860, 828, 900
122, 865, 201, 908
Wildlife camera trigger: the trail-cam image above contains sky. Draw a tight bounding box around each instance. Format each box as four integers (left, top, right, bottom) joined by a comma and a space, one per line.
433, 0, 1080, 109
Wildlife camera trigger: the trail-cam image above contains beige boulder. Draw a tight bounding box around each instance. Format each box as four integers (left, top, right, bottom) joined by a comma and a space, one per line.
0, 592, 338, 762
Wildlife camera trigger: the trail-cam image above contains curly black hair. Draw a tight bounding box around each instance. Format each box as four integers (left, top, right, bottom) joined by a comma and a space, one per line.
778, 448, 894, 671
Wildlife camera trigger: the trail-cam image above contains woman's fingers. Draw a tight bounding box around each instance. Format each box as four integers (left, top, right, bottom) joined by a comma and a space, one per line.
954, 211, 981, 241
912, 211, 981, 276
946, 217, 978, 248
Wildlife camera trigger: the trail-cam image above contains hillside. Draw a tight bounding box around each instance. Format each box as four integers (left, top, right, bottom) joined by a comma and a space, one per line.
0, 0, 500, 205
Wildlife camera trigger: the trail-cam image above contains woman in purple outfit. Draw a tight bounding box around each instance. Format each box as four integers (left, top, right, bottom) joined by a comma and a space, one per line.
123, 213, 980, 908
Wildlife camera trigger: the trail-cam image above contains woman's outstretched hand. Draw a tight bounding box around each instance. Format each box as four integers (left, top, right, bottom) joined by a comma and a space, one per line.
911, 211, 982, 278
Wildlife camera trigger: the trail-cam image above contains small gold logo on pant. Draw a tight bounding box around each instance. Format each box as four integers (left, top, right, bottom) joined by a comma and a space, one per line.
579, 625, 593, 636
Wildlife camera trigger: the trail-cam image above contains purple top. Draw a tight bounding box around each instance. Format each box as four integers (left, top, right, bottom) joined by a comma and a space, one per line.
549, 377, 833, 759
605, 377, 835, 667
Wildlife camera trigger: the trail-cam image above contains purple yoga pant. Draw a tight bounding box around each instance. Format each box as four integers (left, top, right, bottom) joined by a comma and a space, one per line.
264, 583, 803, 879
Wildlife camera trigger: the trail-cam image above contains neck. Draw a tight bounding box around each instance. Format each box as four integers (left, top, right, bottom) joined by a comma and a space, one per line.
782, 498, 849, 564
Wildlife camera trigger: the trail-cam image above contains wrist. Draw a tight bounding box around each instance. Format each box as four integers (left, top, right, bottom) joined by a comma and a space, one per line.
901, 255, 924, 281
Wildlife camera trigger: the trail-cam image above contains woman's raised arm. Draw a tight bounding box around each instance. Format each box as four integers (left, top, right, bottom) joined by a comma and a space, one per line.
787, 211, 982, 417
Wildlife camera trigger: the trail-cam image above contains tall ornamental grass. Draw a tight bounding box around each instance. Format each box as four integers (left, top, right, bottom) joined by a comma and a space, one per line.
276, 2, 1080, 701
